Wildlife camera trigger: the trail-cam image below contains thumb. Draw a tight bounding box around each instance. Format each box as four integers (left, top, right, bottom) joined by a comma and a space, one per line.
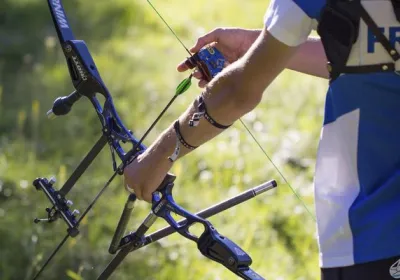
190, 28, 223, 53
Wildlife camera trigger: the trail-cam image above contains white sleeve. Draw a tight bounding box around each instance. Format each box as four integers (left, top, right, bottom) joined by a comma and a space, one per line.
264, 0, 315, 47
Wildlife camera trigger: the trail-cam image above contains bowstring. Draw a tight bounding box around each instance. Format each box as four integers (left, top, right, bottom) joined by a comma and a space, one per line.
147, 0, 192, 57
239, 119, 316, 222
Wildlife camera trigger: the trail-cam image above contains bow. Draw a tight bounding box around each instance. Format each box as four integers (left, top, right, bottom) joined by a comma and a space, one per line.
31, 1, 282, 279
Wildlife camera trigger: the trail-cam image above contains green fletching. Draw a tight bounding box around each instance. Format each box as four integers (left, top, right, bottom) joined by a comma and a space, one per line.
176, 75, 192, 96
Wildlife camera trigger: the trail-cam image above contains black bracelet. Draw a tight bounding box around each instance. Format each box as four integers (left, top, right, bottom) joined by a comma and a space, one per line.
174, 120, 197, 150
169, 120, 198, 162
189, 95, 232, 129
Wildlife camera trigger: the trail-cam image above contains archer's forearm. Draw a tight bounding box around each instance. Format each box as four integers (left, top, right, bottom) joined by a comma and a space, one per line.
142, 65, 255, 162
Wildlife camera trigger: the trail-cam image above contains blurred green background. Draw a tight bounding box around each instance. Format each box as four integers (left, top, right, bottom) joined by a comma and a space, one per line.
0, 0, 328, 279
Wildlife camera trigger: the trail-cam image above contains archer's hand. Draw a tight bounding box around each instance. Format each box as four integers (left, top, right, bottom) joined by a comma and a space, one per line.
123, 152, 171, 202
177, 28, 261, 88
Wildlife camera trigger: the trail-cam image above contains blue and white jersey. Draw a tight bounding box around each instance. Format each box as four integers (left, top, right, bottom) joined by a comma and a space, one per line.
265, 0, 400, 269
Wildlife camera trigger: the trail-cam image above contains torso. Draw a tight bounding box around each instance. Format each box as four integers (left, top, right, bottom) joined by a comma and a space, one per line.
265, 0, 400, 268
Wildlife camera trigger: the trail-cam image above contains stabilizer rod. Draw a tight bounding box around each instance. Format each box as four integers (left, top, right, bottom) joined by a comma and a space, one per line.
98, 180, 277, 279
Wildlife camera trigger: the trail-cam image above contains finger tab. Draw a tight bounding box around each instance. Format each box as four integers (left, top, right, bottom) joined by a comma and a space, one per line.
184, 57, 196, 69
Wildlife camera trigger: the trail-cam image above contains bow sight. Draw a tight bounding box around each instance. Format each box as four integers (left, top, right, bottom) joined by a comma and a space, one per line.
31, 1, 278, 279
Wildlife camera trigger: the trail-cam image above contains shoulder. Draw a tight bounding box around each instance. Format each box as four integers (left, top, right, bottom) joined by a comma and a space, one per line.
291, 0, 326, 19
264, 0, 325, 46
265, 0, 326, 20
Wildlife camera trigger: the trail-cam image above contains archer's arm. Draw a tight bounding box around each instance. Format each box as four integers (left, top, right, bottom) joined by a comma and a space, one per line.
182, 28, 328, 81
239, 31, 328, 79
239, 32, 328, 79
124, 27, 298, 201
288, 36, 328, 79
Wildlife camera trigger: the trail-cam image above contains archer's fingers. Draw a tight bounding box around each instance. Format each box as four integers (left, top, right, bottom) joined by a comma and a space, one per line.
178, 28, 223, 72
177, 59, 190, 72
176, 59, 206, 73
142, 191, 153, 203
190, 28, 223, 53
193, 69, 203, 79
198, 79, 208, 88
125, 183, 144, 201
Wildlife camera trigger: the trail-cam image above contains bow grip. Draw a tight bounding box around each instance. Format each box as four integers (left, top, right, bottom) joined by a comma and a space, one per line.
157, 172, 176, 191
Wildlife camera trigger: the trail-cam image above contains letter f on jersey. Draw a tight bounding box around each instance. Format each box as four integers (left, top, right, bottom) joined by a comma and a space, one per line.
390, 259, 400, 279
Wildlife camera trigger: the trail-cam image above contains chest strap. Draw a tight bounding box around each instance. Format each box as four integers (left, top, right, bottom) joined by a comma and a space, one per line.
318, 0, 400, 82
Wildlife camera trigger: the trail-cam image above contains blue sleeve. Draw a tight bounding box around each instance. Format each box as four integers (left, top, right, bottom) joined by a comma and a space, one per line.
292, 0, 326, 20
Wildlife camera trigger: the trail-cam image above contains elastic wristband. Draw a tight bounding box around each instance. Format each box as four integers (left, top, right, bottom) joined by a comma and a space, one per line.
190, 95, 232, 129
